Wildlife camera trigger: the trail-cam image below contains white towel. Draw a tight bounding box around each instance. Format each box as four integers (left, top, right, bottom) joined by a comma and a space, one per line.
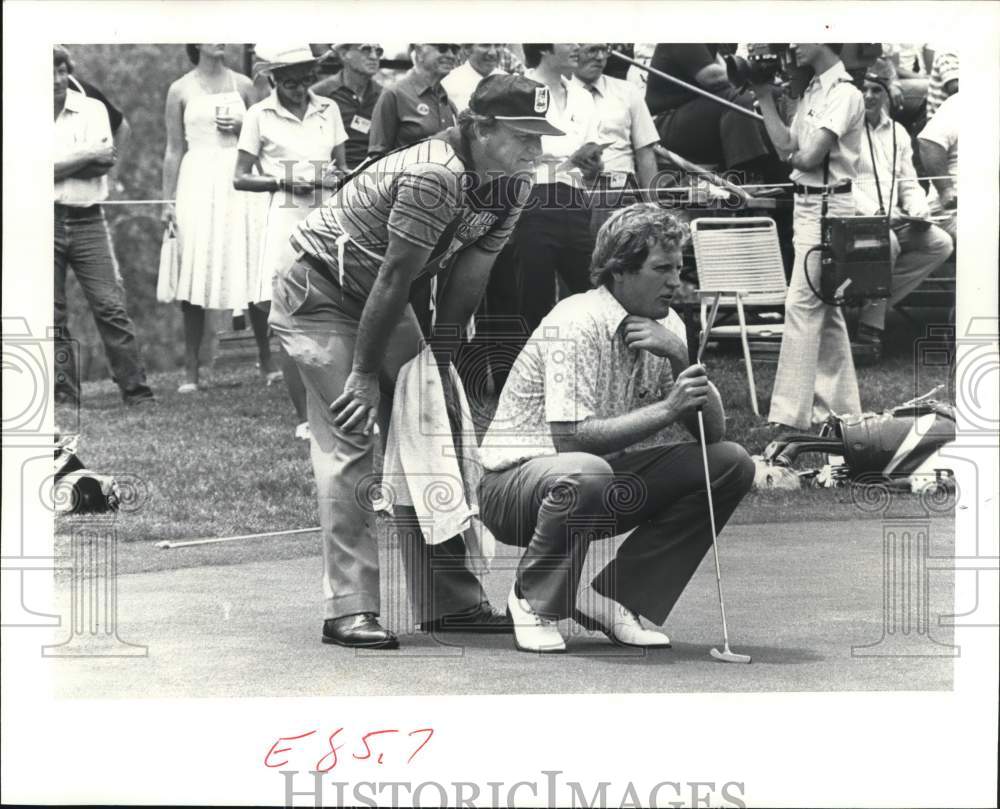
380, 346, 495, 574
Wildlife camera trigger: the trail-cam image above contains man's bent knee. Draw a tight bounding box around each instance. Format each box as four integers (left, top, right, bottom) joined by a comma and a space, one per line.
710, 441, 755, 491
540, 453, 614, 512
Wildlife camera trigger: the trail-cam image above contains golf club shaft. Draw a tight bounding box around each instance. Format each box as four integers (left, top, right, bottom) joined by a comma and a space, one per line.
697, 294, 723, 366
697, 408, 731, 649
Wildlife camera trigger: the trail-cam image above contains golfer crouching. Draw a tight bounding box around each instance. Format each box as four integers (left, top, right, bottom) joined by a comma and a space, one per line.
478, 204, 755, 653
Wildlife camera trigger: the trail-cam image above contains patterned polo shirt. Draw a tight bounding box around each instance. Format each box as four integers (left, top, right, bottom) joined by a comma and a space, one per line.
311, 72, 383, 168
789, 60, 865, 188
291, 127, 528, 301
367, 69, 458, 157
480, 285, 688, 472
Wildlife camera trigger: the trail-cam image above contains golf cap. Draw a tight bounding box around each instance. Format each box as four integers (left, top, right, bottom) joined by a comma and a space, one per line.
469, 74, 565, 137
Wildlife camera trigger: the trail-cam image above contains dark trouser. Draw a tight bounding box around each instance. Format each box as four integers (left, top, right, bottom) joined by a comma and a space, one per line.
53, 205, 152, 404
657, 96, 771, 171
589, 174, 641, 240
478, 442, 755, 624
512, 183, 596, 339
465, 242, 524, 392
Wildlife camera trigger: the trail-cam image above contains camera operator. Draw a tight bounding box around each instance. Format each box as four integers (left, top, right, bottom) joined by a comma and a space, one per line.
750, 44, 865, 431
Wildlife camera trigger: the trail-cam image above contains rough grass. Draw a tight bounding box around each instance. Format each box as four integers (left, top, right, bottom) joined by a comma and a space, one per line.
55, 314, 954, 574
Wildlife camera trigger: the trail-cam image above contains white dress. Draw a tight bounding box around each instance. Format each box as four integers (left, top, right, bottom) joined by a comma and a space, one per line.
165, 72, 268, 309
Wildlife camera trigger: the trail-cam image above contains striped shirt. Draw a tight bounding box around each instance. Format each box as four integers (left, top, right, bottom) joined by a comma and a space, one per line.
926, 50, 958, 120
292, 129, 528, 300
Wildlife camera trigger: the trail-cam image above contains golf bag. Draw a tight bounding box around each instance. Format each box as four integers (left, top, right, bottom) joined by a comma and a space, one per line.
762, 398, 956, 485
54, 435, 120, 514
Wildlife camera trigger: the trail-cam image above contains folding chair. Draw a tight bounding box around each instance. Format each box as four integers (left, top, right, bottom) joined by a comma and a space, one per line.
690, 217, 789, 416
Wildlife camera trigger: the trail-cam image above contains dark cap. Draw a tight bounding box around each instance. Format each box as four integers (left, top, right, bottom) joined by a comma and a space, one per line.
469, 74, 565, 137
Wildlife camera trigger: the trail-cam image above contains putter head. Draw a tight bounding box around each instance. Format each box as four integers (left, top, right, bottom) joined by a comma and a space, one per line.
710, 646, 752, 664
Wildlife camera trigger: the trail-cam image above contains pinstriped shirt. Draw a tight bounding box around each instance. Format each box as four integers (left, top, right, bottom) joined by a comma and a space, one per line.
291, 129, 528, 301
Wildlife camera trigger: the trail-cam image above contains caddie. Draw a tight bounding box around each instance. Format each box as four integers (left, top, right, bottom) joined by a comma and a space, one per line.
270, 74, 563, 649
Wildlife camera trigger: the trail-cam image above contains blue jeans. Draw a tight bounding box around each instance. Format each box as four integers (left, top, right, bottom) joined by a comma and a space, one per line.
53, 205, 152, 403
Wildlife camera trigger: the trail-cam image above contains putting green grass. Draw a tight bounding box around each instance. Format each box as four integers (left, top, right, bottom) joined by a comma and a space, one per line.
55, 326, 954, 578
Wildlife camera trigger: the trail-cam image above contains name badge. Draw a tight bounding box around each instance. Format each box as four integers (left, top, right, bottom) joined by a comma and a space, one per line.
608, 171, 627, 189
350, 115, 372, 134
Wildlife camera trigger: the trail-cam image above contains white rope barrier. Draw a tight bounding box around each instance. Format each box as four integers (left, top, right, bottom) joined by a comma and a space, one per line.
155, 525, 320, 550
96, 176, 955, 205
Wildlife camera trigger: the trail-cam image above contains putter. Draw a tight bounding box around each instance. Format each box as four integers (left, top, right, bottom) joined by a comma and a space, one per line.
697, 293, 752, 664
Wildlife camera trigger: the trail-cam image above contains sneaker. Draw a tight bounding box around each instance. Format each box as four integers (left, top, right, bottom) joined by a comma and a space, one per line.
506, 586, 565, 653
295, 422, 311, 440
574, 583, 671, 648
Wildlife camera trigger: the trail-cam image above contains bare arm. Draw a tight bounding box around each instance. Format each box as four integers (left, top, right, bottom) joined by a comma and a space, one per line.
753, 87, 797, 156
551, 364, 717, 455
161, 82, 186, 222
54, 145, 110, 181
634, 144, 658, 194
433, 246, 495, 331
789, 127, 837, 172
918, 138, 956, 204
233, 149, 283, 192
329, 235, 432, 434
68, 116, 131, 180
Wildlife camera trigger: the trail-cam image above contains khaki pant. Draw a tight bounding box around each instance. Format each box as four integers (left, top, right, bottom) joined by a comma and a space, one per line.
768, 194, 862, 430
269, 257, 487, 623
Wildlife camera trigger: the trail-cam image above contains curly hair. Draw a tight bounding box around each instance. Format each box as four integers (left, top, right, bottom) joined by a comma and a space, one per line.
589, 203, 689, 289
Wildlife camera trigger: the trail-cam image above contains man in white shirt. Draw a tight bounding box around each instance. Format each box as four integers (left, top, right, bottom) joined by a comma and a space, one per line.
511, 44, 604, 340
53, 45, 153, 407
853, 59, 953, 361
442, 44, 507, 112
752, 43, 865, 430
572, 43, 660, 233
918, 92, 959, 243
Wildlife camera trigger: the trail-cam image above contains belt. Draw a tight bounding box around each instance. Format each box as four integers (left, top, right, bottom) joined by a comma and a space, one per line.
54, 203, 102, 218
297, 248, 340, 289
792, 181, 853, 196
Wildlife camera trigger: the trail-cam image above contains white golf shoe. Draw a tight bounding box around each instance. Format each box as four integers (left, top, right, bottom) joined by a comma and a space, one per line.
507, 586, 566, 653
574, 584, 671, 648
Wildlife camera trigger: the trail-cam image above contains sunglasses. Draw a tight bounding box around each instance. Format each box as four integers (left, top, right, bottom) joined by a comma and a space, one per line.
353, 44, 384, 57
278, 72, 317, 90
431, 44, 462, 55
